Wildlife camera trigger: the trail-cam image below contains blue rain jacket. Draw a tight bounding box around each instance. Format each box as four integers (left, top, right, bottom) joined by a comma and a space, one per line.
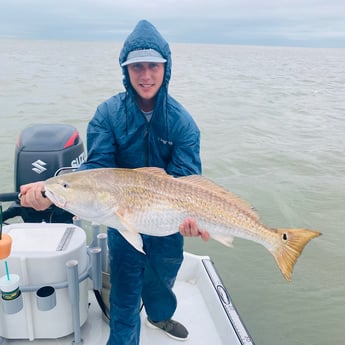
82, 20, 201, 176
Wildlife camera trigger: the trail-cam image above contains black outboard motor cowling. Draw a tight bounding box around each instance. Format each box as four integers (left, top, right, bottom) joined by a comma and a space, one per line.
15, 124, 85, 190
8, 124, 86, 223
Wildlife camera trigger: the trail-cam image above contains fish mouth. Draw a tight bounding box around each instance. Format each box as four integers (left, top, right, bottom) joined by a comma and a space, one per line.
44, 189, 67, 208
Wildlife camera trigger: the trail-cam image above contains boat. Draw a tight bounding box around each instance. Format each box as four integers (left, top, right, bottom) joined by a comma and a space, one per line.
0, 124, 255, 345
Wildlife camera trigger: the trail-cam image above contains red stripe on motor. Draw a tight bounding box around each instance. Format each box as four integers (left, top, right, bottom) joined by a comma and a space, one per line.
64, 130, 79, 148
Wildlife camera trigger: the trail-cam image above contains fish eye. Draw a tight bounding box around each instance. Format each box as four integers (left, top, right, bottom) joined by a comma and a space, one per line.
62, 182, 69, 189
282, 233, 288, 241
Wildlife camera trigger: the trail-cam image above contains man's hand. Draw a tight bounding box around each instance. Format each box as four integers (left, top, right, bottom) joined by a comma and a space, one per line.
179, 218, 210, 241
20, 181, 52, 211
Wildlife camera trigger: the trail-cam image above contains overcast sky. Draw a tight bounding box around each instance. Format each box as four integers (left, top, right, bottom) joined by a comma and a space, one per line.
1, 0, 344, 48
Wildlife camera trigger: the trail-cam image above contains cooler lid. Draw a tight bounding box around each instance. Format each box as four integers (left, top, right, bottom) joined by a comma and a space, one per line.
3, 223, 86, 255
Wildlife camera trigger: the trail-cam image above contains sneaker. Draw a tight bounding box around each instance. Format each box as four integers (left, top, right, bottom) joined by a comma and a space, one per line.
146, 317, 189, 341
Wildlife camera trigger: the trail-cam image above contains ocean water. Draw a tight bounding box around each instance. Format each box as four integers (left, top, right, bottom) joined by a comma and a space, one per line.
1, 39, 345, 345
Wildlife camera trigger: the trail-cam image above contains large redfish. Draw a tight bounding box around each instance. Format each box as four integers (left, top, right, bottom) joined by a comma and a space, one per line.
44, 167, 321, 281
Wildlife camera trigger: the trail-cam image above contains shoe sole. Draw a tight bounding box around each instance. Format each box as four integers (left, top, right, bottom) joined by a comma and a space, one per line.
145, 318, 189, 341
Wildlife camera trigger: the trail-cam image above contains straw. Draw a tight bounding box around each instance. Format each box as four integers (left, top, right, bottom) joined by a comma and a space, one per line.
0, 203, 10, 281
0, 202, 2, 240
5, 261, 10, 281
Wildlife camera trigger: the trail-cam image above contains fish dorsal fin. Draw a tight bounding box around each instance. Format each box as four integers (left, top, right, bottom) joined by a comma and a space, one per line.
178, 175, 260, 220
134, 167, 172, 178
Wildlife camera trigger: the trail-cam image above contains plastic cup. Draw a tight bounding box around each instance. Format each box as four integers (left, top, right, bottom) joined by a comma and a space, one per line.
0, 274, 20, 300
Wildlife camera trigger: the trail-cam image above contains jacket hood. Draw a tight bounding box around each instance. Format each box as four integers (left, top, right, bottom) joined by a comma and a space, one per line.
119, 20, 172, 90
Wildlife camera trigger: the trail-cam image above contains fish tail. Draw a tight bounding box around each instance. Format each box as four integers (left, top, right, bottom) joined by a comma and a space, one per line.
271, 228, 321, 281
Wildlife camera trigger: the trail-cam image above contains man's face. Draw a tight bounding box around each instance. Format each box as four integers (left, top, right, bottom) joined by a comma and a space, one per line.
127, 62, 165, 101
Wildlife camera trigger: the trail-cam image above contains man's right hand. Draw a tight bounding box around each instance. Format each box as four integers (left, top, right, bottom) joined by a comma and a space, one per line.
20, 182, 53, 211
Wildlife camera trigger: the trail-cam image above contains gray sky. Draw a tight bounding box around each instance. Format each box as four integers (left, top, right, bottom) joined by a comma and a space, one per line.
1, 0, 344, 47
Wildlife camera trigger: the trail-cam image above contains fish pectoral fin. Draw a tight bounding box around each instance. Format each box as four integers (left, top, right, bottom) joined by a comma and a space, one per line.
115, 210, 145, 254
115, 210, 146, 254
211, 234, 235, 248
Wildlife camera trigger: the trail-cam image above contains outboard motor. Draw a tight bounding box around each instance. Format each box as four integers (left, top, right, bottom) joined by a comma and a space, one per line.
3, 124, 86, 223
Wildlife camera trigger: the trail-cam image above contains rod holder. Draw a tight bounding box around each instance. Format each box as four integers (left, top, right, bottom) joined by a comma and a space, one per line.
97, 233, 108, 273
66, 260, 83, 345
89, 247, 102, 291
72, 216, 82, 228
91, 223, 100, 248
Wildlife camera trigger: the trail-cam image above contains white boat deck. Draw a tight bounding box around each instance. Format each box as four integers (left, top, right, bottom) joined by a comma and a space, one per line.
1, 253, 252, 345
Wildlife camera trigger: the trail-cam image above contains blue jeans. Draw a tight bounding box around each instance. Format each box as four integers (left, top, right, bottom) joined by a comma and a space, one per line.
106, 228, 184, 345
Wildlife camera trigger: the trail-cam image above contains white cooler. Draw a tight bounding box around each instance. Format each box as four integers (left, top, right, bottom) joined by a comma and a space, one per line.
0, 223, 89, 340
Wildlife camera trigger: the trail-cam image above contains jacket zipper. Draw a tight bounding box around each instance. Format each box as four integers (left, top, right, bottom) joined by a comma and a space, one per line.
144, 123, 150, 166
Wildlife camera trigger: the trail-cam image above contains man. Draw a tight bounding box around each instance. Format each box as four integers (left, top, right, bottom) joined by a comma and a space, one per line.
20, 20, 209, 344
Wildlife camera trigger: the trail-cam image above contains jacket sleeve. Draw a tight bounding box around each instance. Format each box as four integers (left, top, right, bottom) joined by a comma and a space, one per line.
165, 122, 202, 177
79, 103, 118, 170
